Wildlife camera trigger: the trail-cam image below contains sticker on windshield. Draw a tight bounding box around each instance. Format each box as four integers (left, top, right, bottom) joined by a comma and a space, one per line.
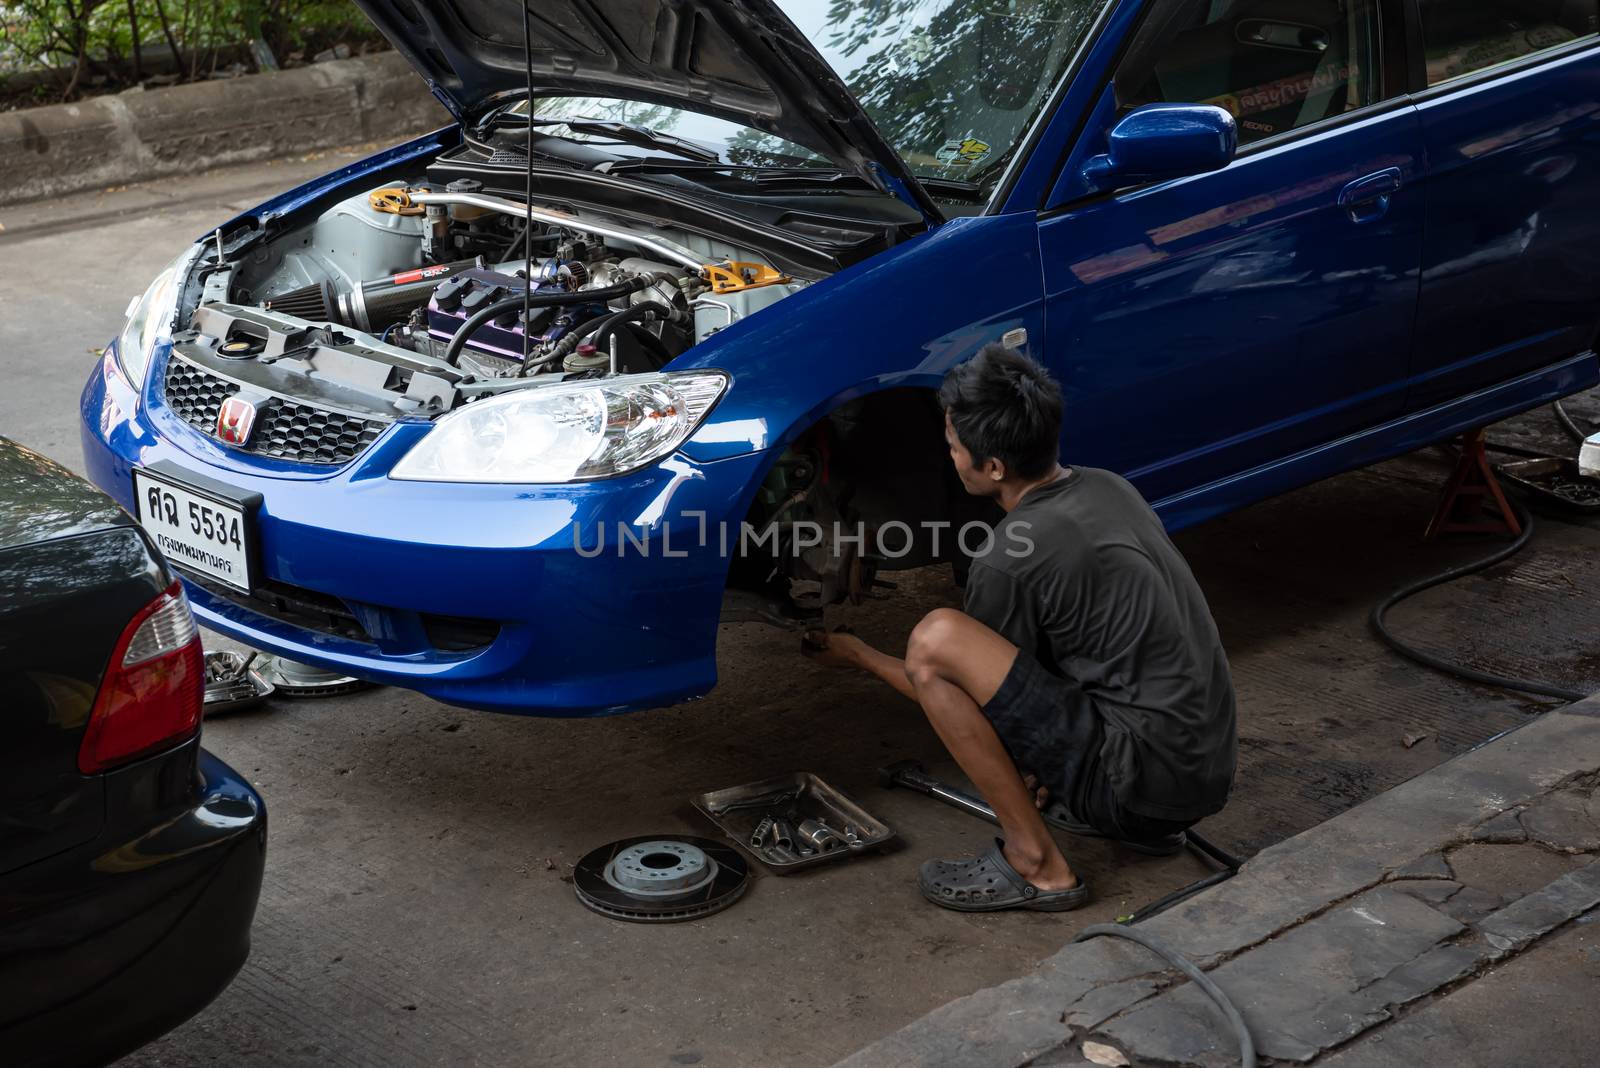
936, 137, 992, 168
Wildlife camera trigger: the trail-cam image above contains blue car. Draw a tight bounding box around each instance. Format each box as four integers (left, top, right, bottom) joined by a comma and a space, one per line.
81, 0, 1600, 714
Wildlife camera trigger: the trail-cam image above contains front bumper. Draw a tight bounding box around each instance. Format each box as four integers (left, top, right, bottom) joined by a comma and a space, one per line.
0, 744, 266, 1068
81, 346, 765, 714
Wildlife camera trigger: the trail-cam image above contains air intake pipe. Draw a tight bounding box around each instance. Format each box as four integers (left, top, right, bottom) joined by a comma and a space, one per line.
265, 259, 479, 333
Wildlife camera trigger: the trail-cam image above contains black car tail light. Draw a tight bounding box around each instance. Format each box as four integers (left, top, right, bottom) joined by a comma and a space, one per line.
78, 581, 204, 774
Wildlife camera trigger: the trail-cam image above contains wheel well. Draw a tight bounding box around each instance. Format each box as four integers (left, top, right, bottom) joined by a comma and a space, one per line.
722, 388, 997, 620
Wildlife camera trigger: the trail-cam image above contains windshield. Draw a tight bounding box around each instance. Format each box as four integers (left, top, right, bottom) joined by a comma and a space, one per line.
519, 1, 1107, 190
515, 97, 830, 170
777, 0, 1106, 184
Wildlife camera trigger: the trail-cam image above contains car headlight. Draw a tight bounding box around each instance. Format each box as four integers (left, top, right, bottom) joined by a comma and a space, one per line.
116, 245, 199, 385
390, 371, 729, 483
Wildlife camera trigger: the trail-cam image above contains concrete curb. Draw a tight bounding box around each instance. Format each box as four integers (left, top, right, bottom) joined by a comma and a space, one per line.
0, 52, 449, 207
837, 701, 1600, 1067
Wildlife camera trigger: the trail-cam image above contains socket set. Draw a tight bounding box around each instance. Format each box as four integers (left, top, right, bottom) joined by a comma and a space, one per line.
693, 772, 896, 874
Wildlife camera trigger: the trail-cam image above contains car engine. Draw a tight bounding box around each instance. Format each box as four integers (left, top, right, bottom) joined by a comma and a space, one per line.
171, 181, 808, 430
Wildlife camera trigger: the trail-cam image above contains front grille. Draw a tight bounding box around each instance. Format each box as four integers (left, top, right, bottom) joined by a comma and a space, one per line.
163, 357, 388, 465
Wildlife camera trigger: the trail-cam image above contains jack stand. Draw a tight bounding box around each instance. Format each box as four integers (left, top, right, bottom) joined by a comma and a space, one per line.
1425, 428, 1522, 540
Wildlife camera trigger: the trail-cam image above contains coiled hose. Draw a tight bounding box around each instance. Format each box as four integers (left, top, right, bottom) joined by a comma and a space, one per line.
1374, 402, 1589, 702
1370, 496, 1586, 702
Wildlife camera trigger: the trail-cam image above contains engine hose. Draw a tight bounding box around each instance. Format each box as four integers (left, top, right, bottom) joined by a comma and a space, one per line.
522, 306, 639, 373
498, 224, 557, 265
594, 301, 673, 357
1073, 924, 1257, 1068
528, 314, 612, 373
531, 300, 679, 375
1371, 496, 1587, 702
443, 278, 651, 367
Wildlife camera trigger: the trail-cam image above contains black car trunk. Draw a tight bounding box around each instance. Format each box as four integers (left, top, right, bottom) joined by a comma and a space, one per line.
0, 443, 169, 875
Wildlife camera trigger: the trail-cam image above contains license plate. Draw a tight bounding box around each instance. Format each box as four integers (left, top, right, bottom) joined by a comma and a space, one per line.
133, 467, 256, 592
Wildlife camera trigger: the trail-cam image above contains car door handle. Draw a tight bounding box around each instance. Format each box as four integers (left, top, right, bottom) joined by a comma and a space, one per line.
1338, 168, 1402, 223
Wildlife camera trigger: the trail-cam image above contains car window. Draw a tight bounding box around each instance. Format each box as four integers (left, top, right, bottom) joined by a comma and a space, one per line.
1114, 0, 1387, 146
774, 0, 1115, 187
524, 3, 1116, 193
1418, 0, 1598, 87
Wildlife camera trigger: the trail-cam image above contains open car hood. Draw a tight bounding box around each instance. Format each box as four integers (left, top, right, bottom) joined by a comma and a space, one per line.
355, 0, 941, 221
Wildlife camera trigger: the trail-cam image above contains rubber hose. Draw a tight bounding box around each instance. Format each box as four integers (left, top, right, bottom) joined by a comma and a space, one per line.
1122, 829, 1245, 925
594, 301, 672, 358
1553, 400, 1587, 443
443, 278, 650, 367
530, 302, 677, 375
1074, 924, 1256, 1068
498, 225, 557, 265
1185, 829, 1243, 872
521, 315, 671, 376
519, 307, 637, 374
1127, 869, 1237, 924
528, 314, 612, 373
1370, 496, 1586, 702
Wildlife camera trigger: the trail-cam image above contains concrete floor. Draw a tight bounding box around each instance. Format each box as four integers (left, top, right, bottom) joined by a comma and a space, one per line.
1320, 918, 1600, 1067
4, 159, 1599, 1067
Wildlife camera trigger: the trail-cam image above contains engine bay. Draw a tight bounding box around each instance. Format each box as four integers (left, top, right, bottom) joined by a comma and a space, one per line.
170, 174, 811, 430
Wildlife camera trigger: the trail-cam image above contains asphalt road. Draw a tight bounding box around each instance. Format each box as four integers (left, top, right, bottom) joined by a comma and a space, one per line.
4, 157, 1599, 1067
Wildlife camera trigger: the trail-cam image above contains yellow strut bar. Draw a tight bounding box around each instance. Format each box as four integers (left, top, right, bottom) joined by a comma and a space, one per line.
704, 260, 790, 294
369, 187, 425, 216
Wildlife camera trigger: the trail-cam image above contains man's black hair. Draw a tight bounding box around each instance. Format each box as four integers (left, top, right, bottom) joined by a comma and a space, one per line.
938, 344, 1063, 480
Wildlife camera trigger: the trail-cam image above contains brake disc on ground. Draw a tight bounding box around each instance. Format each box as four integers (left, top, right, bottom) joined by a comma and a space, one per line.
573, 836, 749, 923
251, 653, 373, 698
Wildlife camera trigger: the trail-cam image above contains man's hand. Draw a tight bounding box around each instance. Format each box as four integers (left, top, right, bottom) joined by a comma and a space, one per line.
802, 627, 868, 670
803, 626, 919, 702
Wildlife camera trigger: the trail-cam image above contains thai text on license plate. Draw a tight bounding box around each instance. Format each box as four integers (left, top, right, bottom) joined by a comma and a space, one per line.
133, 468, 254, 591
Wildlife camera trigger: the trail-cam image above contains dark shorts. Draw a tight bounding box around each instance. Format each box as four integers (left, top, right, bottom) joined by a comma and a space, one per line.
982, 652, 1191, 845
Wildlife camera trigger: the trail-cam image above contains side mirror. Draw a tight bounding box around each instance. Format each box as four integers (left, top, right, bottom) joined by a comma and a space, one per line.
1081, 103, 1238, 193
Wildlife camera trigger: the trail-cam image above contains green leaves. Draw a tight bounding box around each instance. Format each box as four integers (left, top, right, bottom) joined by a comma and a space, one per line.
0, 0, 379, 103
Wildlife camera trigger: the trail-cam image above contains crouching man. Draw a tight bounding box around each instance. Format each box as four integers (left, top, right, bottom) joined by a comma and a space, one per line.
807, 345, 1237, 912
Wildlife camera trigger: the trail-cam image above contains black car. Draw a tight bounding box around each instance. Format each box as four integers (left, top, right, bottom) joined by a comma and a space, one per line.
0, 437, 266, 1068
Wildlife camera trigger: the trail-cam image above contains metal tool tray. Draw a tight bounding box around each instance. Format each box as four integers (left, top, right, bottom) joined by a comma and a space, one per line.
203, 650, 274, 714
1497, 457, 1600, 515
693, 772, 896, 874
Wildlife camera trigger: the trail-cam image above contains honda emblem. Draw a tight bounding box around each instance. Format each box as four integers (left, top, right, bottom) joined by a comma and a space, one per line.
216, 395, 258, 446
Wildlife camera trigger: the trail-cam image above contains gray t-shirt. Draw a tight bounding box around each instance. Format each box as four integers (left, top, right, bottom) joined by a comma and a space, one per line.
964, 467, 1237, 822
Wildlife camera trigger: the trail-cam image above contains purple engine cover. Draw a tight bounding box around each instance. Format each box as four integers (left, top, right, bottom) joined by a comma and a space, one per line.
427, 267, 595, 360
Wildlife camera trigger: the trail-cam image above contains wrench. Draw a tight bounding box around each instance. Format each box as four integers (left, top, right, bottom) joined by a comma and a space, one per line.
878, 759, 1000, 825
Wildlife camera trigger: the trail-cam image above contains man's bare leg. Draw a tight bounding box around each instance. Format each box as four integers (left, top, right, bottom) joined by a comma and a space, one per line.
904, 608, 1078, 891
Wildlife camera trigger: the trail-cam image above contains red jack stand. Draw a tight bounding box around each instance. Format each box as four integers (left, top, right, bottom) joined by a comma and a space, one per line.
1425, 428, 1522, 540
